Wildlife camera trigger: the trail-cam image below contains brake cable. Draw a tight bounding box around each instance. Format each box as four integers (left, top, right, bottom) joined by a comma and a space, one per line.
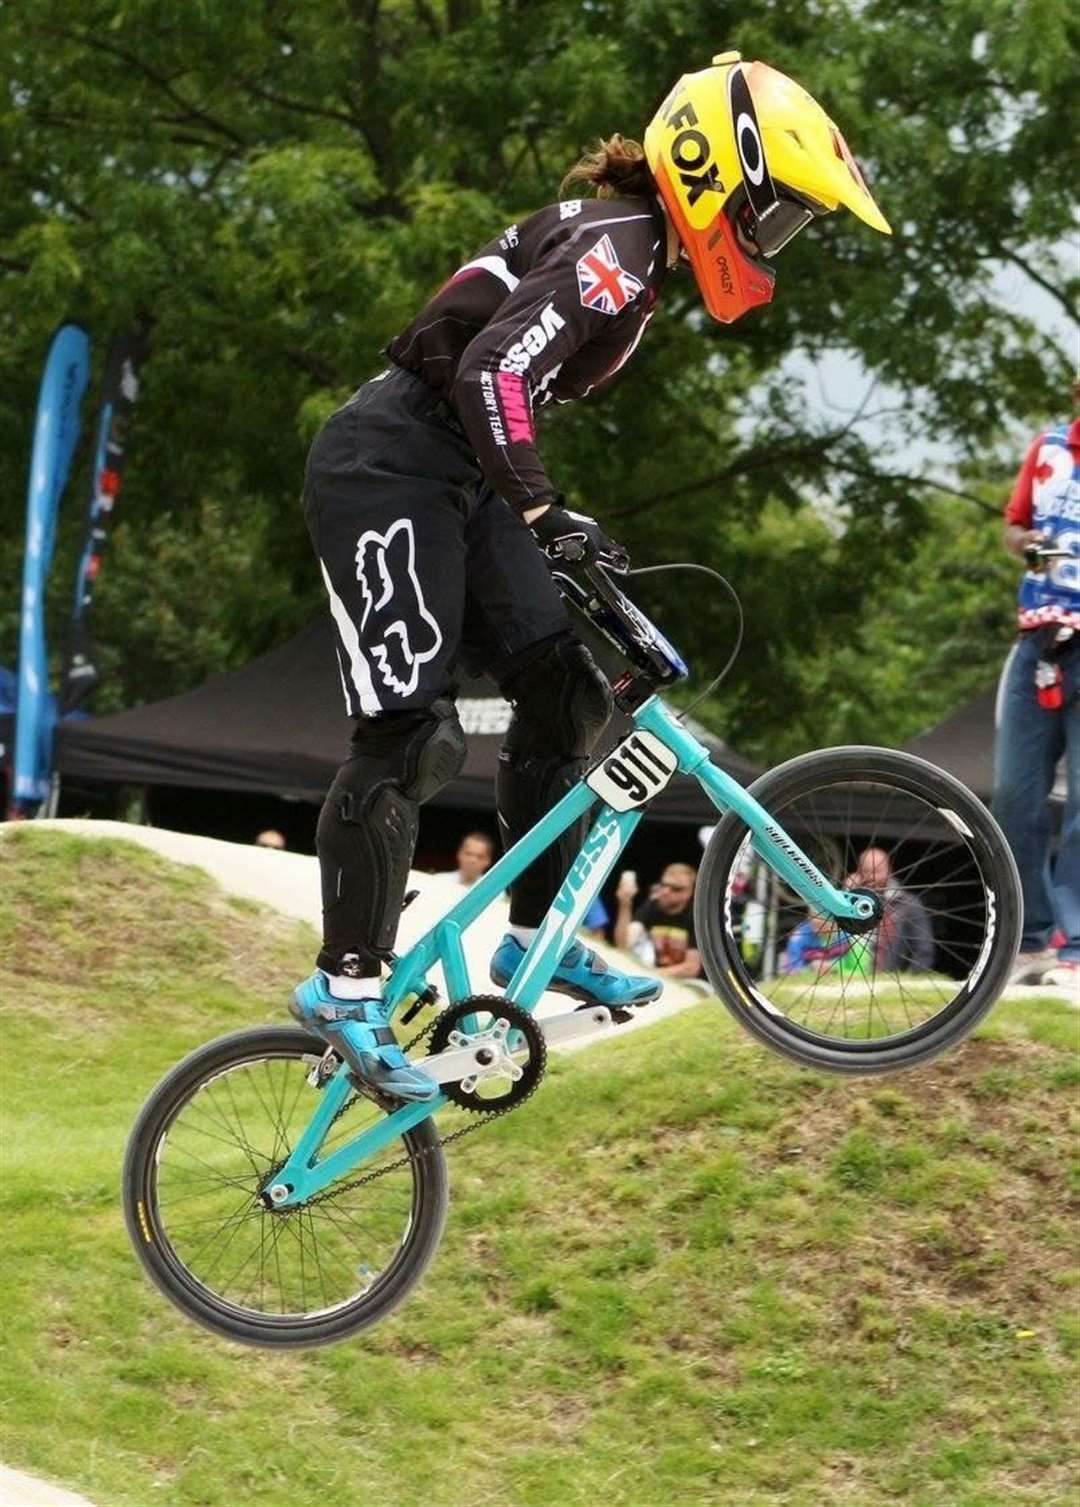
624, 561, 745, 722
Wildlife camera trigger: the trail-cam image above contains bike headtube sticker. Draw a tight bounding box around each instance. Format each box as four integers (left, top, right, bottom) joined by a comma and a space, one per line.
576, 234, 644, 316
728, 66, 779, 222
355, 518, 443, 697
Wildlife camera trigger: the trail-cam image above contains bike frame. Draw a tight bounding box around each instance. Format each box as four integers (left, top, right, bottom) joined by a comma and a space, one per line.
265, 694, 874, 1208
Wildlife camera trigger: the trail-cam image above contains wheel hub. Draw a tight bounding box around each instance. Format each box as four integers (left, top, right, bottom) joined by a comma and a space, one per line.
836, 885, 884, 936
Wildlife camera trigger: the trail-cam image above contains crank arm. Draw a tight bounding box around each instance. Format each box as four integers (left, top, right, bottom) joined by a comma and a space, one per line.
539, 1006, 612, 1045
415, 1021, 515, 1086
413, 1006, 612, 1087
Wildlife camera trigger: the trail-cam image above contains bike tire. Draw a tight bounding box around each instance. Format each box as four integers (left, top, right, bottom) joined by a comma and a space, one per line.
695, 746, 1022, 1074
123, 1026, 448, 1348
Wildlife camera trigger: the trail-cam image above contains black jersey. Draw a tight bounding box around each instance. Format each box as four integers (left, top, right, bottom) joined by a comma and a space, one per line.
386, 196, 669, 512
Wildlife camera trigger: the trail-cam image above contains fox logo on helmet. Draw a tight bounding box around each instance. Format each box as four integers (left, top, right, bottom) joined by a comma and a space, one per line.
659, 91, 725, 205
355, 519, 443, 696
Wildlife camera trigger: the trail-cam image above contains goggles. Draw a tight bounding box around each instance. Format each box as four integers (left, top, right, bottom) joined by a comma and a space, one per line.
731, 185, 824, 260
726, 64, 827, 261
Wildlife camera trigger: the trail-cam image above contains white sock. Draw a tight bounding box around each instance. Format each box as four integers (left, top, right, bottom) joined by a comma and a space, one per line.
325, 972, 382, 1000
509, 925, 538, 947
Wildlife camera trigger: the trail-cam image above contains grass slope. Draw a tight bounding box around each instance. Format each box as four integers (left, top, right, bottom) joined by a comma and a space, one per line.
1, 827, 1077, 1507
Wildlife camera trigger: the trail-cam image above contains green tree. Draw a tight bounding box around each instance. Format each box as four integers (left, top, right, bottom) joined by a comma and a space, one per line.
722, 488, 1016, 762
1, 0, 1074, 742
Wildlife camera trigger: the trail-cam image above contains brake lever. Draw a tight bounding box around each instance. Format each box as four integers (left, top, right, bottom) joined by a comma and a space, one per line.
550, 555, 690, 696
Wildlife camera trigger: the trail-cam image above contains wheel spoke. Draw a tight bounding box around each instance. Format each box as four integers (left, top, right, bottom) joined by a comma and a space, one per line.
135, 1043, 441, 1335
708, 758, 1017, 1056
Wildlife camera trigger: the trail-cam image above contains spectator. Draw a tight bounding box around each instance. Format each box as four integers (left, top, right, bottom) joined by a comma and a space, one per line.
992, 382, 1079, 990
848, 846, 934, 973
452, 830, 495, 887
614, 863, 702, 978
580, 892, 610, 942
781, 913, 851, 974
781, 846, 933, 975
254, 829, 287, 850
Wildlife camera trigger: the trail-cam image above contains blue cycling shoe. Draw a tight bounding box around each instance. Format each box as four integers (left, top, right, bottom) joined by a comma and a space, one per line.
489, 935, 662, 1023
289, 972, 437, 1103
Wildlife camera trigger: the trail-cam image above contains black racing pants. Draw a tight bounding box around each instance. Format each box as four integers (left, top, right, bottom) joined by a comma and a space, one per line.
303, 365, 612, 973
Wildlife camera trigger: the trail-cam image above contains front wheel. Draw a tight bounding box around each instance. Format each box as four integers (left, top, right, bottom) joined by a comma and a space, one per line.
695, 747, 1022, 1074
123, 1027, 448, 1347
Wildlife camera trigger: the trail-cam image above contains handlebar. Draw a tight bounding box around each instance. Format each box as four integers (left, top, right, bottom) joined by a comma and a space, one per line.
548, 555, 690, 700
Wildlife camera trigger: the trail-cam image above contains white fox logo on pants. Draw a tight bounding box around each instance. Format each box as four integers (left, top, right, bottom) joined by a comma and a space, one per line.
355, 518, 443, 696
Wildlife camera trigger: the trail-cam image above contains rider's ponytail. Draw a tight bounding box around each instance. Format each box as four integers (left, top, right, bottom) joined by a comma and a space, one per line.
561, 135, 654, 200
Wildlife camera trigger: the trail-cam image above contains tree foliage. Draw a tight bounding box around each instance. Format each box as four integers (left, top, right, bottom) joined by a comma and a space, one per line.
1, 0, 1075, 744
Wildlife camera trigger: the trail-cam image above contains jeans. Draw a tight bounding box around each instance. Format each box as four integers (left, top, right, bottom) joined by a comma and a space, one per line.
991, 632, 1080, 960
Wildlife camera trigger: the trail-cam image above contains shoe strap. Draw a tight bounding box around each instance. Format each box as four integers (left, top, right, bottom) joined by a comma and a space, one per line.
323, 1009, 397, 1049
324, 999, 386, 1026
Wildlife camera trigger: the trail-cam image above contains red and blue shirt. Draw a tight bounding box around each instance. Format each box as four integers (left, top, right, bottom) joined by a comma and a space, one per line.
1004, 418, 1080, 631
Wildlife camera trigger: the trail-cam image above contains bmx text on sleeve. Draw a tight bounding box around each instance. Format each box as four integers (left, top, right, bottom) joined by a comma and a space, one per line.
386, 197, 669, 512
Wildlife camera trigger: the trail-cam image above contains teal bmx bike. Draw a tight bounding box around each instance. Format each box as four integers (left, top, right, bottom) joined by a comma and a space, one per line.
123, 555, 1022, 1347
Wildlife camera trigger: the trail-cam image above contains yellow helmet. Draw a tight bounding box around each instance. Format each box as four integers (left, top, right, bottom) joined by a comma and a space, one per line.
645, 52, 891, 323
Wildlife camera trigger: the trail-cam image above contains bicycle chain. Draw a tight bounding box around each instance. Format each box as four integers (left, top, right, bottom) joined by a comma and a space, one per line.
303, 1008, 538, 1209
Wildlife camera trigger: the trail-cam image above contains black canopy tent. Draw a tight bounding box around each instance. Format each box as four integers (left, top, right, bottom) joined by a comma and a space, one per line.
50, 608, 1012, 848
54, 615, 761, 820
901, 685, 996, 803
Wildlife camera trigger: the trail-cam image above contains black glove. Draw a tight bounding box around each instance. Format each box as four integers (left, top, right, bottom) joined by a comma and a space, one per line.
528, 502, 630, 573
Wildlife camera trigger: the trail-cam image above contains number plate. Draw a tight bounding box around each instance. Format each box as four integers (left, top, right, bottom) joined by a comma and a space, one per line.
585, 730, 679, 812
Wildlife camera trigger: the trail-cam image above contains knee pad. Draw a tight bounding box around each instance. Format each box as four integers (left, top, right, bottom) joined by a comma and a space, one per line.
499, 633, 613, 764
317, 700, 466, 962
394, 697, 468, 801
334, 697, 466, 804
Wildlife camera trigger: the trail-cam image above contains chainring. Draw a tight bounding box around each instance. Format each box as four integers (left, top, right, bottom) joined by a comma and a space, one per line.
293, 999, 545, 1208
427, 994, 546, 1113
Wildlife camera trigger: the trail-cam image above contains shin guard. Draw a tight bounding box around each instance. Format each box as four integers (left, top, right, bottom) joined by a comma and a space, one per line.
316, 698, 466, 973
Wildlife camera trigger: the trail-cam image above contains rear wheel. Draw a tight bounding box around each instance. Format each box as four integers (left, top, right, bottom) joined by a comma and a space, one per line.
123, 1027, 448, 1347
695, 747, 1021, 1074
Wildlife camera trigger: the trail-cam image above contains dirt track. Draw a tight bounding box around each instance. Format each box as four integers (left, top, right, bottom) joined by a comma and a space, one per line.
32, 819, 712, 1043
2, 821, 1073, 1507
0, 1466, 98, 1507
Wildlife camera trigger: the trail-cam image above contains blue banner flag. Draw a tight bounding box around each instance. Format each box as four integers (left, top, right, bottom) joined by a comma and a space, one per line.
12, 324, 91, 812
62, 324, 149, 714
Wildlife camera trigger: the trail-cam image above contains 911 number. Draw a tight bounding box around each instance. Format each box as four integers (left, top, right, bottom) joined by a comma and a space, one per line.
585, 730, 678, 812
